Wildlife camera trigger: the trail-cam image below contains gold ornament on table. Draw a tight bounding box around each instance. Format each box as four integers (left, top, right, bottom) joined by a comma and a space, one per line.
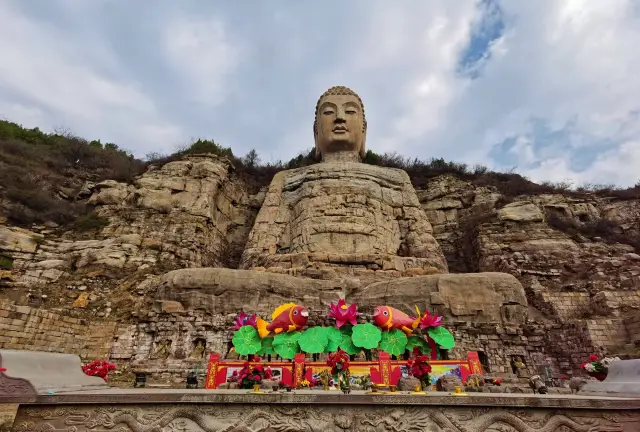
411, 384, 427, 395
249, 384, 264, 394
450, 385, 469, 396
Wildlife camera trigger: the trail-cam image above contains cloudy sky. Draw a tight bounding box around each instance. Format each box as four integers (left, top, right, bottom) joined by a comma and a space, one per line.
1, 1, 639, 187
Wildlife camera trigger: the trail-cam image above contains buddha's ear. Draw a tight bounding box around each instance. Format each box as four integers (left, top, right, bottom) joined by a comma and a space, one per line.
359, 124, 367, 160
315, 146, 322, 161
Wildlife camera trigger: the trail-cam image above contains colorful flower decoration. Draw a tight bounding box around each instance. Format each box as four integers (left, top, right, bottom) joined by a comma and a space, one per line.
407, 347, 432, 389
81, 360, 116, 381
327, 349, 350, 376
418, 310, 443, 329
229, 359, 272, 389
232, 311, 258, 331
328, 299, 359, 328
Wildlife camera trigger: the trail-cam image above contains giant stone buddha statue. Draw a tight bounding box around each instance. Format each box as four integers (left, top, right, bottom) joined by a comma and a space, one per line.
157, 86, 528, 336
241, 86, 448, 279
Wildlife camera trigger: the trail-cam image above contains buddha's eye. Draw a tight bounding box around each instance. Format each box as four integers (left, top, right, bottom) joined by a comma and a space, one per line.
323, 109, 335, 115
346, 110, 356, 115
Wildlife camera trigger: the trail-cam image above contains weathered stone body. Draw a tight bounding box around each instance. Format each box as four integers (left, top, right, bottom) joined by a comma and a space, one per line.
242, 162, 448, 274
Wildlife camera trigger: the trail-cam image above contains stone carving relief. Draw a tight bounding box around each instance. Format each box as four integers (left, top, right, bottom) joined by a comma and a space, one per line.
511, 356, 531, 379
188, 339, 206, 361
0, 373, 36, 398
150, 339, 172, 360
12, 404, 638, 432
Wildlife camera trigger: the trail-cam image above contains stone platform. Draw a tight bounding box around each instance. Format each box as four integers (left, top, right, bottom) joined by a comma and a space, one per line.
2, 389, 640, 431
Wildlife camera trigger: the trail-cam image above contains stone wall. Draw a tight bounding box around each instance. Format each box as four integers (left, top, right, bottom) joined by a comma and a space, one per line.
540, 292, 590, 321
109, 311, 231, 374
0, 300, 120, 360
624, 313, 640, 347
585, 319, 629, 352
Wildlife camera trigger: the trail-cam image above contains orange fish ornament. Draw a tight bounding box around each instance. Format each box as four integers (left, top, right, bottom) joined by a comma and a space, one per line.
373, 305, 422, 335
256, 303, 309, 338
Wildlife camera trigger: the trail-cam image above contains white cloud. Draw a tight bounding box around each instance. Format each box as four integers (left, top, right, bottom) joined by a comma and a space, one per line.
0, 1, 182, 156
330, 1, 639, 186
0, 0, 637, 187
422, 0, 640, 186
163, 15, 240, 106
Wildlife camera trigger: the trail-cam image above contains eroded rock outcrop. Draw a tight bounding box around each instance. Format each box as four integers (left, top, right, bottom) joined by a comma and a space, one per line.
1, 86, 638, 385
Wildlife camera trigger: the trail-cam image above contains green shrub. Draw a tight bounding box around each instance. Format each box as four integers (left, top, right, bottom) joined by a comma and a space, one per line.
74, 212, 109, 232
0, 255, 13, 270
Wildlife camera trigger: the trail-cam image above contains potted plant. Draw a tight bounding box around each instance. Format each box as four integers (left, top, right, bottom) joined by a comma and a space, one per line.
407, 347, 432, 391
581, 355, 620, 381
327, 349, 351, 394
234, 358, 272, 390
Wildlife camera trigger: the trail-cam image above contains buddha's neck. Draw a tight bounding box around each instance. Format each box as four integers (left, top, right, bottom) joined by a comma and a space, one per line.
321, 151, 361, 163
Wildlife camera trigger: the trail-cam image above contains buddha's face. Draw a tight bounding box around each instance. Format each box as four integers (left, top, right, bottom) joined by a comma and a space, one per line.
315, 94, 366, 159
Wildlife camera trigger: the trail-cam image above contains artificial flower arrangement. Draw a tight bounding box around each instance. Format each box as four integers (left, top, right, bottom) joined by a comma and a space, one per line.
298, 378, 318, 388
406, 347, 432, 391
581, 354, 620, 381
81, 360, 116, 381
228, 358, 273, 389
327, 349, 351, 394
230, 300, 455, 361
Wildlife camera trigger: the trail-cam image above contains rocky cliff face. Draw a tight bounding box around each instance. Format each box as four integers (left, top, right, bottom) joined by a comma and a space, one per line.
418, 175, 639, 372
0, 154, 260, 319
1, 154, 638, 382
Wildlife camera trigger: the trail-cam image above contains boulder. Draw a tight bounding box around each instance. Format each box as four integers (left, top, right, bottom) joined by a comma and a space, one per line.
350, 272, 527, 324
156, 268, 344, 315
498, 202, 544, 222
397, 376, 421, 391
436, 375, 463, 392
464, 374, 486, 392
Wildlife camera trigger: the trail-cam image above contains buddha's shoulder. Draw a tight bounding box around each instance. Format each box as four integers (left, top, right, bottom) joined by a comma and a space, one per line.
275, 162, 410, 181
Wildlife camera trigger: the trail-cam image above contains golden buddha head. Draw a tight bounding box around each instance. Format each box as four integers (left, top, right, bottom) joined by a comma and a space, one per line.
313, 86, 367, 160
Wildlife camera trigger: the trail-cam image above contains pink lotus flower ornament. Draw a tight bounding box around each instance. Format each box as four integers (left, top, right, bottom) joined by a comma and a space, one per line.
233, 312, 258, 330
328, 299, 359, 328
419, 310, 443, 329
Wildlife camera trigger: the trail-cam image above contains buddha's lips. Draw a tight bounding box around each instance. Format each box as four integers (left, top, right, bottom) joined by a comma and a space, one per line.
333, 126, 348, 132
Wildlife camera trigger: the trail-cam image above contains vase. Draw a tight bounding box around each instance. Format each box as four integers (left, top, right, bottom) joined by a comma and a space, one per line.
587, 371, 607, 381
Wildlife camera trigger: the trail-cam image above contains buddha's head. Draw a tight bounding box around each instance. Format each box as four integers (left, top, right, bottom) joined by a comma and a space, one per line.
314, 86, 367, 161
